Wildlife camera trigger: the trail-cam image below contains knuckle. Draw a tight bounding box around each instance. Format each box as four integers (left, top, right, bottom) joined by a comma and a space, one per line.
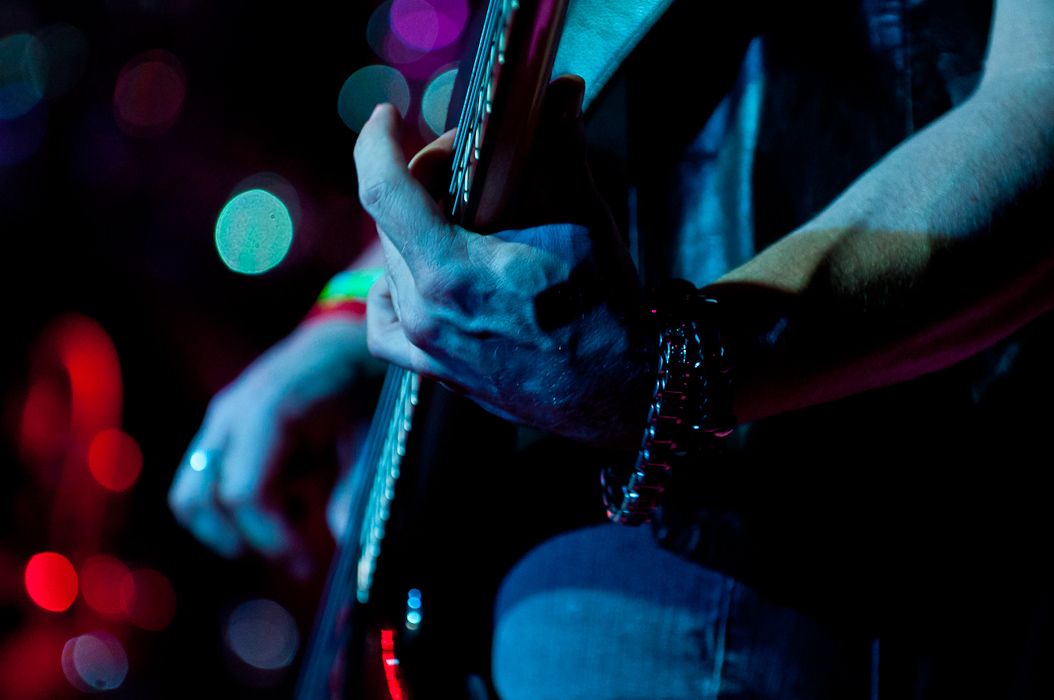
358, 177, 388, 212
358, 178, 402, 223
401, 307, 440, 349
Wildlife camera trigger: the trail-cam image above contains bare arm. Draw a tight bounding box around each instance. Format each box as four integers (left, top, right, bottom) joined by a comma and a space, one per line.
711, 0, 1054, 423
355, 2, 1054, 448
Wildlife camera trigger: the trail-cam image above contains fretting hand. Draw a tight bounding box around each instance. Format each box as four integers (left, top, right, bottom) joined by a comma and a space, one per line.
356, 76, 654, 448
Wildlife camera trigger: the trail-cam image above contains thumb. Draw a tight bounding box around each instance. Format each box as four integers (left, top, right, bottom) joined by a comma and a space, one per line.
408, 128, 457, 202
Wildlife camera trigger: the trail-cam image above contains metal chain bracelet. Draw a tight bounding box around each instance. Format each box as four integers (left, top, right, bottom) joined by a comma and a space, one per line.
602, 279, 736, 526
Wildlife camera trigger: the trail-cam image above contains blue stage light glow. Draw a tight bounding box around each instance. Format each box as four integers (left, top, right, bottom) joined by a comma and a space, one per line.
225, 599, 300, 670
337, 65, 411, 133
0, 33, 46, 120
421, 67, 457, 136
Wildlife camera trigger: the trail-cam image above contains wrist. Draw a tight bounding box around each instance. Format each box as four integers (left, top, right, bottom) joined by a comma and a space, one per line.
602, 279, 736, 526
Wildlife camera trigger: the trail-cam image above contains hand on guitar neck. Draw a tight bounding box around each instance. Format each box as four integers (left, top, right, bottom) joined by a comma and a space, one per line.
166, 76, 650, 578
358, 75, 654, 449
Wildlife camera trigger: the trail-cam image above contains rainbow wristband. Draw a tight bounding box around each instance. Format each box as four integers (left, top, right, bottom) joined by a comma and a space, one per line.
304, 267, 384, 323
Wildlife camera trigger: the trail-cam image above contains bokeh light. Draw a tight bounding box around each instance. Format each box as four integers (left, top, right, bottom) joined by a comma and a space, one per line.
225, 599, 299, 670
120, 569, 176, 631
18, 374, 70, 470
24, 552, 78, 612
80, 555, 131, 616
113, 50, 186, 137
214, 189, 294, 274
61, 632, 128, 693
88, 429, 143, 492
0, 97, 46, 165
35, 24, 89, 99
337, 65, 410, 133
0, 625, 70, 700
390, 0, 468, 51
421, 67, 457, 136
367, 0, 426, 65
0, 33, 46, 120
231, 172, 302, 229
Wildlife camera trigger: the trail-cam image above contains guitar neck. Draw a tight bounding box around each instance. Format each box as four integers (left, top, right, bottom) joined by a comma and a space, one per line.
294, 1, 569, 697
451, 0, 569, 231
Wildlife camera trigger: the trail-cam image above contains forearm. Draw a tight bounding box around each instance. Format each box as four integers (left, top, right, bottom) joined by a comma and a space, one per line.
708, 67, 1054, 424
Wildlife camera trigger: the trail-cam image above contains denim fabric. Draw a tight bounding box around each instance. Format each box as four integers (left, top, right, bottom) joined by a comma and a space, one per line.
492, 525, 872, 699
491, 1, 1054, 698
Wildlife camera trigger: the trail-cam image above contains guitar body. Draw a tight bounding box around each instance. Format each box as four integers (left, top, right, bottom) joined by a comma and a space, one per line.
361, 384, 515, 698
295, 2, 571, 698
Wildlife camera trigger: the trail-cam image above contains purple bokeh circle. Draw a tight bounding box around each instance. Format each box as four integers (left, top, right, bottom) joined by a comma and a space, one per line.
390, 0, 468, 51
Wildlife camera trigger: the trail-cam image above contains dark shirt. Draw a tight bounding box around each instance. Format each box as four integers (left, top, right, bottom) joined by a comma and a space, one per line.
581, 0, 1051, 695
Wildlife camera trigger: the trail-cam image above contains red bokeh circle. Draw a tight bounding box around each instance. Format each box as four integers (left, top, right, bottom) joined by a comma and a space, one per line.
25, 552, 78, 612
88, 429, 142, 492
120, 569, 176, 631
113, 50, 186, 137
80, 555, 131, 616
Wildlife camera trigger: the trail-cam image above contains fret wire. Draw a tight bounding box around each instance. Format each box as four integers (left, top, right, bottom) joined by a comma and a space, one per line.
356, 367, 419, 602
451, 0, 502, 193
450, 0, 510, 220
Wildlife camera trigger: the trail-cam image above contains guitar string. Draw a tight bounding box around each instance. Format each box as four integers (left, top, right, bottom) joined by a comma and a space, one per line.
294, 0, 507, 696
294, 366, 401, 699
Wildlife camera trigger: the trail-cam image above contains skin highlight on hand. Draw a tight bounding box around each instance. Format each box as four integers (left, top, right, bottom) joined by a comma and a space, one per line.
356, 78, 653, 449
168, 316, 380, 577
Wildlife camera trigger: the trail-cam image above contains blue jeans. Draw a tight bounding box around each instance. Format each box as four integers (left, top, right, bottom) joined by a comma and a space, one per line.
492, 524, 872, 700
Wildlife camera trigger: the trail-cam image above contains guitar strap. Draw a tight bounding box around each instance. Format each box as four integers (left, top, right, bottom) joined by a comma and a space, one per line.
552, 0, 676, 111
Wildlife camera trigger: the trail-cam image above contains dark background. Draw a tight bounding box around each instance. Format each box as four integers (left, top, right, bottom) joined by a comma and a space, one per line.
0, 1, 468, 697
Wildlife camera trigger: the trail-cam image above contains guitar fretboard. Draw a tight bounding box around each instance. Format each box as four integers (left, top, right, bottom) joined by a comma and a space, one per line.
449, 0, 518, 222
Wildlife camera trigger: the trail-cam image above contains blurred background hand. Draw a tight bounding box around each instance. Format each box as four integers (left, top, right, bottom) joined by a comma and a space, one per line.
168, 315, 383, 577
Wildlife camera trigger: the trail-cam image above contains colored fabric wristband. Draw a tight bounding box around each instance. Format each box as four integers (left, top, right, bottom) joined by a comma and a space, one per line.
304, 267, 384, 322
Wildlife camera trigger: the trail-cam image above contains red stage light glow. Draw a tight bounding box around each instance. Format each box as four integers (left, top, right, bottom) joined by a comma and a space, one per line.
24, 552, 78, 612
113, 50, 186, 138
80, 555, 131, 616
88, 429, 143, 492
18, 375, 70, 472
0, 624, 70, 700
380, 629, 409, 700
47, 314, 123, 438
119, 569, 176, 631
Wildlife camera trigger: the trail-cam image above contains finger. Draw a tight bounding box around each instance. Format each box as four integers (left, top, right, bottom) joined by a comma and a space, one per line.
548, 74, 586, 120
168, 422, 245, 558
215, 415, 309, 571
365, 275, 450, 378
188, 507, 245, 559
229, 504, 314, 579
355, 104, 454, 268
408, 128, 457, 201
